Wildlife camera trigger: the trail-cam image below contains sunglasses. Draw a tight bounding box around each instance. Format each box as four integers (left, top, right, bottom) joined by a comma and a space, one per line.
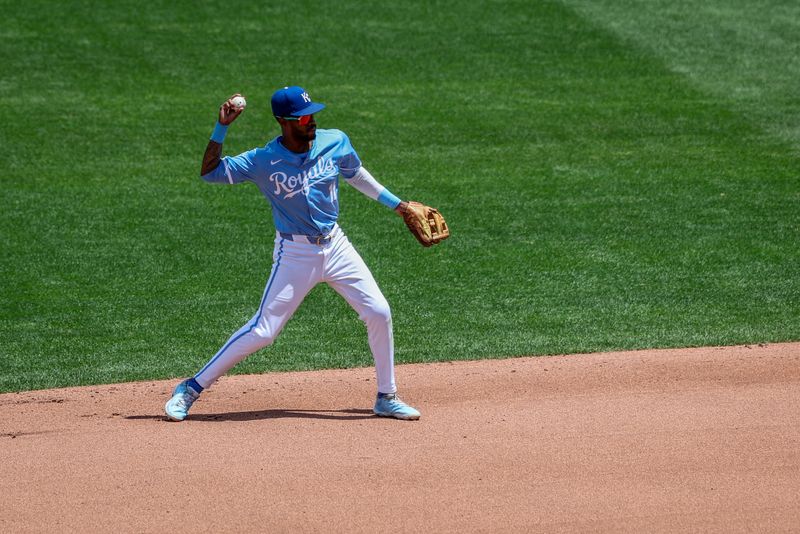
280, 114, 313, 126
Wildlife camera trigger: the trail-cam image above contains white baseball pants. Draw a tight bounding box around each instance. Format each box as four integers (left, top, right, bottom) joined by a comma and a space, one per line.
193, 225, 397, 394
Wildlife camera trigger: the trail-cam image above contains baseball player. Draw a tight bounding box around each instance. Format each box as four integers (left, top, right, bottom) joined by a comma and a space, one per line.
166, 86, 439, 421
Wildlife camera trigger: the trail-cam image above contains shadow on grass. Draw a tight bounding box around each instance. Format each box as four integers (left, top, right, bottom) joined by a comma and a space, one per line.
126, 408, 376, 422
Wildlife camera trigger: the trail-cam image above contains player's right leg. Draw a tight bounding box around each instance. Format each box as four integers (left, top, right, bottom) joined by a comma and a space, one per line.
164, 378, 202, 422
165, 237, 322, 421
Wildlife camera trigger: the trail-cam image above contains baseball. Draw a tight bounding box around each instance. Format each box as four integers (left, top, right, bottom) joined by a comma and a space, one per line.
231, 96, 246, 110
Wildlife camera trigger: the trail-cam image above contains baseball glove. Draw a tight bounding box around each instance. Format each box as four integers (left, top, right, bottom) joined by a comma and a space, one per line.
401, 201, 450, 247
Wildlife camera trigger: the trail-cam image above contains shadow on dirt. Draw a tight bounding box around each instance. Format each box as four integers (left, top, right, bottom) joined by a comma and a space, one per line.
126, 408, 376, 422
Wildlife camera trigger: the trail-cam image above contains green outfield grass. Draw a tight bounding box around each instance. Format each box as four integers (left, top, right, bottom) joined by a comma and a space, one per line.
1, 0, 798, 392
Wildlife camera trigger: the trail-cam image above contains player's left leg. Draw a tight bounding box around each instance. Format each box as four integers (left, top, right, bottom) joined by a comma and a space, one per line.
323, 232, 420, 420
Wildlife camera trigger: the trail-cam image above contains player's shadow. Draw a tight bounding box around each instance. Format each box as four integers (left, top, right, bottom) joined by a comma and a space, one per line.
126, 408, 376, 422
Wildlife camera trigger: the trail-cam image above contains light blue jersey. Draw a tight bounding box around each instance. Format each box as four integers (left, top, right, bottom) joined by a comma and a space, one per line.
202, 129, 362, 236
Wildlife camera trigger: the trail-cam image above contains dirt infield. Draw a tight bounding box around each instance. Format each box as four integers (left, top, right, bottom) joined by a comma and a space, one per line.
1, 343, 799, 533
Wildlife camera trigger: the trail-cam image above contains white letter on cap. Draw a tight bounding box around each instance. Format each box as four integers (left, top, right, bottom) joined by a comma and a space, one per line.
301, 92, 311, 102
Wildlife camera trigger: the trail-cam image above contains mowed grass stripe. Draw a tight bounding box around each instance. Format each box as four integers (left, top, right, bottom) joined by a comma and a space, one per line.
562, 0, 800, 150
1, 1, 798, 392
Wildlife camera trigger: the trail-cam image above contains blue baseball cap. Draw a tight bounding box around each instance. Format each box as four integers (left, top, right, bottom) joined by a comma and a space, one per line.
271, 86, 326, 117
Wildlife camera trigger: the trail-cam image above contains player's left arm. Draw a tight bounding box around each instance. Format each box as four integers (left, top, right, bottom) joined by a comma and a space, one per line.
343, 166, 406, 214
336, 131, 408, 217
345, 167, 449, 245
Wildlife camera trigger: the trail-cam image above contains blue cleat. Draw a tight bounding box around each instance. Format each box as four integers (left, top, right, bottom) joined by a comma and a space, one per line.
373, 393, 420, 420
164, 379, 201, 421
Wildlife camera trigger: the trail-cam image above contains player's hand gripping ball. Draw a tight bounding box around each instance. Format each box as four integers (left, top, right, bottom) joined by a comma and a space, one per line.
231, 96, 246, 110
